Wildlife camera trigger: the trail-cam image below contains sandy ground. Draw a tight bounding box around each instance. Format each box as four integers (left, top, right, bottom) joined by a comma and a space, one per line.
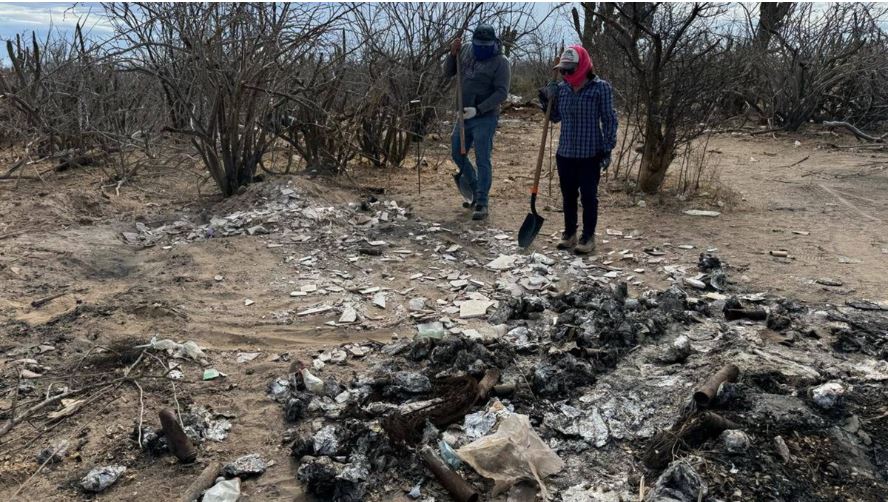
0, 113, 886, 500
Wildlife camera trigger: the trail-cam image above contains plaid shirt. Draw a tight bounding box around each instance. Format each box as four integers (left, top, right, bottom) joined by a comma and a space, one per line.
544, 77, 618, 159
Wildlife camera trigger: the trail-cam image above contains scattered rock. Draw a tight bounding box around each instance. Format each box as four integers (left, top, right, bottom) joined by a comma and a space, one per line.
773, 436, 792, 463
815, 278, 843, 287
645, 460, 706, 502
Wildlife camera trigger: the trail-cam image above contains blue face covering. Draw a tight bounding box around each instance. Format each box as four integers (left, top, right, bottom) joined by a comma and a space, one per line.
472, 42, 497, 61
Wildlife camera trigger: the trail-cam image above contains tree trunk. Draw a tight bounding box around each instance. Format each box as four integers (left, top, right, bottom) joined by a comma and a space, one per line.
638, 119, 676, 194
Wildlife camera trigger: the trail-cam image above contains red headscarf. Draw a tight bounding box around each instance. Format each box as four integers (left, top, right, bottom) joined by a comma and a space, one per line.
563, 44, 593, 87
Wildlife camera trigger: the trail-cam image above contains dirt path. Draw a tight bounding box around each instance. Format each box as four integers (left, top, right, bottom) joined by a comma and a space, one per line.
369, 113, 888, 305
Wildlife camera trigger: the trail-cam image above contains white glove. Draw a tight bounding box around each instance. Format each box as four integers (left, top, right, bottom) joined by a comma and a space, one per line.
462, 107, 477, 120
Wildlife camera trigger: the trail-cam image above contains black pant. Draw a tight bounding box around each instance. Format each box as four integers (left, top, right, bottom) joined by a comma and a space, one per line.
557, 154, 603, 238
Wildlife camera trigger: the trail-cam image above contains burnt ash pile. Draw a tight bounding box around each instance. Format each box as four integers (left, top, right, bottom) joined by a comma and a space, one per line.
267, 272, 888, 501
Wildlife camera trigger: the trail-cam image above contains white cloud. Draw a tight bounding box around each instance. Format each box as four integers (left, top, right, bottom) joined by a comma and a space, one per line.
0, 3, 113, 33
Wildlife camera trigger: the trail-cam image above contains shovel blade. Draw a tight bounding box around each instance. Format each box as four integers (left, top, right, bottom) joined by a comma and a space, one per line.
453, 173, 474, 203
518, 213, 545, 248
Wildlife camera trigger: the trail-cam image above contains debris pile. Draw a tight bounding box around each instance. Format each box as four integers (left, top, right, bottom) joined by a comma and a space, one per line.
266, 272, 888, 501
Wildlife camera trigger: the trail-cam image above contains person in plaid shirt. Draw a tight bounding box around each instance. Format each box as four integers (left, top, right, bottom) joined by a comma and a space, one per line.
539, 45, 618, 254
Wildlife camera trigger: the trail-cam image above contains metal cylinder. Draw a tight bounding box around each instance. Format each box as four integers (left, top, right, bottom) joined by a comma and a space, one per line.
159, 408, 197, 463
693, 364, 740, 407
420, 446, 479, 502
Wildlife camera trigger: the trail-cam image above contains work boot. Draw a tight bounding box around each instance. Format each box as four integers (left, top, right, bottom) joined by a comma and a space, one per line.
471, 205, 488, 221
574, 235, 595, 254
557, 232, 577, 250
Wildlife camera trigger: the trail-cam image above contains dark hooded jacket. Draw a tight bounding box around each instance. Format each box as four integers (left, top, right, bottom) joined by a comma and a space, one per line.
443, 43, 511, 118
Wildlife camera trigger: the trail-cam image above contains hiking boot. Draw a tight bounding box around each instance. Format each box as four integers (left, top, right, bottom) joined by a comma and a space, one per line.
557, 232, 577, 250
574, 235, 595, 254
471, 205, 488, 220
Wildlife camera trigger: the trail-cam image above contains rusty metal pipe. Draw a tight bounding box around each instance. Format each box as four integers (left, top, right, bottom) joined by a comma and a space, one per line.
159, 408, 196, 463
420, 446, 479, 502
693, 364, 740, 407
724, 308, 767, 321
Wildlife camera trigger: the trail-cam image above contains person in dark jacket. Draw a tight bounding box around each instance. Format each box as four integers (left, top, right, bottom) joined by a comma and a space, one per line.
539, 45, 618, 254
443, 24, 511, 221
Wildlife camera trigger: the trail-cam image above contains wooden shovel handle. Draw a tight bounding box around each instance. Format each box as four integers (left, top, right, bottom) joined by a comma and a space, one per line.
455, 38, 467, 156
532, 70, 558, 194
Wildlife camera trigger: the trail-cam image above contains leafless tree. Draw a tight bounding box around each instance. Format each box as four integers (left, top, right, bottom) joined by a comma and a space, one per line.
587, 2, 735, 194
103, 3, 350, 195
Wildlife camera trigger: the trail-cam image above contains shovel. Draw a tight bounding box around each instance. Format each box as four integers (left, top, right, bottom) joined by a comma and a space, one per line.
453, 42, 474, 204
518, 76, 557, 248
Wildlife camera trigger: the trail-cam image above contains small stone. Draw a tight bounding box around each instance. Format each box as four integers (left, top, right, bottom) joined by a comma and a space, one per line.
815, 278, 843, 287
637, 200, 647, 208
811, 382, 845, 409
408, 297, 427, 311
774, 436, 792, 463
770, 250, 789, 257
214, 275, 224, 282
301, 284, 318, 293
721, 430, 751, 453
222, 454, 267, 478
677, 244, 695, 250
244, 299, 255, 306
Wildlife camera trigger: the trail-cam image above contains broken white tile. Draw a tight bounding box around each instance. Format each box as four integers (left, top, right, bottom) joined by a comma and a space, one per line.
684, 209, 721, 217
236, 352, 260, 363
290, 291, 308, 297
606, 228, 623, 236
367, 240, 388, 246
360, 286, 380, 294
244, 299, 255, 306
459, 299, 494, 319
409, 273, 424, 280
339, 305, 358, 323
301, 284, 318, 293
297, 305, 333, 316
678, 245, 695, 250
372, 292, 387, 309
486, 254, 519, 270
214, 275, 224, 282
450, 279, 469, 288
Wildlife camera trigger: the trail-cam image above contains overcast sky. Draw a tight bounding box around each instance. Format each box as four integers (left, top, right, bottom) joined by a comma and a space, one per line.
0, 2, 112, 43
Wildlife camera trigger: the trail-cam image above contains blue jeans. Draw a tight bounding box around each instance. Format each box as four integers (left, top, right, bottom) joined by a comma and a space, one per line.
451, 114, 498, 207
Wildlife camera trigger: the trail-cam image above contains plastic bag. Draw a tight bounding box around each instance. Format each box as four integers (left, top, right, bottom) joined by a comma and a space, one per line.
456, 413, 564, 498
